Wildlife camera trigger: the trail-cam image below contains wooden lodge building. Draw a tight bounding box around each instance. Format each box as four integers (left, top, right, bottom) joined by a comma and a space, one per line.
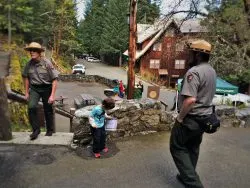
124, 19, 207, 88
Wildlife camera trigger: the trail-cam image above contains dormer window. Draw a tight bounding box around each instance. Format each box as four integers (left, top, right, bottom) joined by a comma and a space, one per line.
176, 42, 184, 52
153, 42, 162, 51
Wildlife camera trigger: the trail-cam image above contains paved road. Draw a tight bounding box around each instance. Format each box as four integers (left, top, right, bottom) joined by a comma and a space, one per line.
77, 59, 176, 110
1, 127, 250, 188
1, 56, 250, 187
55, 81, 108, 132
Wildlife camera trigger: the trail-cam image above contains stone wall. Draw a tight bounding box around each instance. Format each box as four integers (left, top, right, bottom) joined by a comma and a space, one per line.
71, 99, 174, 144
71, 100, 250, 144
59, 74, 115, 87
235, 108, 250, 127
59, 74, 250, 143
216, 105, 250, 128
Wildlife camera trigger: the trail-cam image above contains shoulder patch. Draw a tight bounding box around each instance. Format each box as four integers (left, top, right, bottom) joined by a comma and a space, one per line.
43, 61, 54, 69
187, 74, 193, 83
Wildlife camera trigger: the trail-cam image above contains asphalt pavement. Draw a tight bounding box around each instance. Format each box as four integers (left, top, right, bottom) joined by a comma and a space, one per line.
55, 59, 176, 132
1, 55, 250, 188
77, 59, 176, 109
1, 127, 250, 188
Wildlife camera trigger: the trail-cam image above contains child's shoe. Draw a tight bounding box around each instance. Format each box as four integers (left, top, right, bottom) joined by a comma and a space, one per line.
103, 147, 109, 153
94, 153, 101, 158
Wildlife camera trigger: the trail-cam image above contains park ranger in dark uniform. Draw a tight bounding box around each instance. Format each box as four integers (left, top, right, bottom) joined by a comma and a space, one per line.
22, 42, 58, 140
170, 40, 217, 187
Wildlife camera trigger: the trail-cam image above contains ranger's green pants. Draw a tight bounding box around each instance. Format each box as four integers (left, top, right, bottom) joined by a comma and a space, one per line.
170, 117, 204, 188
28, 85, 53, 133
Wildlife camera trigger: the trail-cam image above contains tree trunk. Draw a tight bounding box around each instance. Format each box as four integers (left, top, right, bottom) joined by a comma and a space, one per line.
127, 0, 137, 99
0, 78, 12, 140
243, 0, 250, 25
119, 51, 122, 67
55, 5, 64, 59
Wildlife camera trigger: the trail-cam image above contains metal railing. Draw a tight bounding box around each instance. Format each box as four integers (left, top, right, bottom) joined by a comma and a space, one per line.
160, 100, 168, 111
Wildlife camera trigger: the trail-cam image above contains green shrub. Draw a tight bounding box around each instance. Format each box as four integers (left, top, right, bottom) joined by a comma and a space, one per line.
6, 52, 29, 130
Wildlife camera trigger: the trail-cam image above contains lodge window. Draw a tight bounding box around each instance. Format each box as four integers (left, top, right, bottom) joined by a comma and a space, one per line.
153, 42, 162, 51
175, 60, 185, 69
150, 59, 160, 69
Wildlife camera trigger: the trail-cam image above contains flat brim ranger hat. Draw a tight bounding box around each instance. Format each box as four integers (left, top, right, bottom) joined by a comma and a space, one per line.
188, 40, 211, 54
24, 42, 45, 52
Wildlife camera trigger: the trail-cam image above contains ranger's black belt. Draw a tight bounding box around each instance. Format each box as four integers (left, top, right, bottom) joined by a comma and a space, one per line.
31, 84, 52, 89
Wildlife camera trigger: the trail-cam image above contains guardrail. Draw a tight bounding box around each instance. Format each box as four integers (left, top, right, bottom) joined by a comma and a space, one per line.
6, 84, 75, 132
160, 100, 168, 111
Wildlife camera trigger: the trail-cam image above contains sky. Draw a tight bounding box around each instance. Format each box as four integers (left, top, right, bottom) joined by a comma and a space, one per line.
76, 0, 86, 21
76, 0, 207, 21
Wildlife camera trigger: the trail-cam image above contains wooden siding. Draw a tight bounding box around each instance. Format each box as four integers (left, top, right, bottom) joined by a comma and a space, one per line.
138, 30, 200, 87
140, 36, 161, 78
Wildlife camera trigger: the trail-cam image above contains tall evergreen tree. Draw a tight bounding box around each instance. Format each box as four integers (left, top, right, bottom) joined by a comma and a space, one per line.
78, 0, 160, 62
203, 0, 250, 92
0, 0, 35, 37
137, 0, 160, 24
78, 0, 107, 56
52, 0, 78, 57
0, 0, 78, 58
100, 0, 128, 60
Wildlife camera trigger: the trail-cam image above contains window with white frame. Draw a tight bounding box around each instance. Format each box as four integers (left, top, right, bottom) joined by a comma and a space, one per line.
153, 42, 162, 51
175, 60, 185, 69
150, 59, 160, 69
176, 42, 184, 51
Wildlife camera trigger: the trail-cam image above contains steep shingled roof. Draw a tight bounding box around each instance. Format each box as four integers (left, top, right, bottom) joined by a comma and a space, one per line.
137, 19, 206, 44
179, 19, 207, 33
137, 19, 173, 44
124, 19, 207, 60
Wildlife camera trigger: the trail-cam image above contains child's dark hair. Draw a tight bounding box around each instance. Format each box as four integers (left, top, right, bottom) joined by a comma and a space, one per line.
102, 98, 115, 110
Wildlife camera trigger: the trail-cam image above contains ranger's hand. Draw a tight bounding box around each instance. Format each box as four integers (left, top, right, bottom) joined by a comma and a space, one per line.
92, 124, 97, 128
176, 115, 183, 124
25, 93, 29, 101
106, 115, 113, 120
175, 115, 183, 126
48, 95, 55, 104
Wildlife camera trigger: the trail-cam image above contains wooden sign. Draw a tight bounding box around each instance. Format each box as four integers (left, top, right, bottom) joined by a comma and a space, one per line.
147, 86, 160, 100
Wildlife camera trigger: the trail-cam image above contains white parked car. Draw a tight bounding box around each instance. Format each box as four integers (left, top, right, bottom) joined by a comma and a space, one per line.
213, 93, 250, 107
72, 64, 85, 75
87, 57, 100, 62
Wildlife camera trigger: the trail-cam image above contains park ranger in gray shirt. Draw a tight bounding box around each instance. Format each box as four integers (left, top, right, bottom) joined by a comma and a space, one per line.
22, 42, 58, 140
170, 40, 216, 188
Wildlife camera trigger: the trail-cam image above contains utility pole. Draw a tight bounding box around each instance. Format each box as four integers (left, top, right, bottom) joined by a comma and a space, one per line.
127, 0, 137, 99
8, 0, 11, 47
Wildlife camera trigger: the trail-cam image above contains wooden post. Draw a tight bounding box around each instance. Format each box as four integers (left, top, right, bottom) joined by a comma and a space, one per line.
8, 0, 11, 47
69, 108, 75, 133
52, 104, 56, 133
119, 51, 122, 67
127, 0, 137, 99
0, 78, 12, 140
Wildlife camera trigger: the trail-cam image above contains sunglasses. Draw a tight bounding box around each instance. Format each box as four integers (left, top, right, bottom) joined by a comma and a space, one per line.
29, 48, 40, 53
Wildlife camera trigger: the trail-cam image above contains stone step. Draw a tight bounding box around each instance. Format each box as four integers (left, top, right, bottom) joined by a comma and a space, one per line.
0, 132, 73, 146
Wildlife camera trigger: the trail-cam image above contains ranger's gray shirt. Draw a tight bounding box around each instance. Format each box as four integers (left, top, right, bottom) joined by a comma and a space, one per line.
178, 63, 216, 116
22, 58, 58, 85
